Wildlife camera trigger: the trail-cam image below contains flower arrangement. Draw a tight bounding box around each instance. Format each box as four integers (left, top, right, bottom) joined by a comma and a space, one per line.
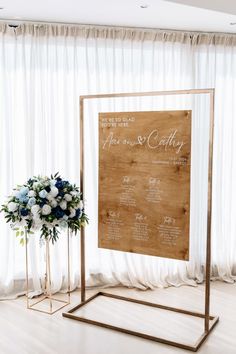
1, 173, 88, 244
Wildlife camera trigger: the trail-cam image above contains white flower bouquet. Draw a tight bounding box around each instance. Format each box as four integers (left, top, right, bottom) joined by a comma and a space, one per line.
1, 173, 88, 244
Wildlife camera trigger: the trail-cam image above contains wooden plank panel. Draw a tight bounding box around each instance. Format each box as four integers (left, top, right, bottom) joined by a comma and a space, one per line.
98, 110, 191, 260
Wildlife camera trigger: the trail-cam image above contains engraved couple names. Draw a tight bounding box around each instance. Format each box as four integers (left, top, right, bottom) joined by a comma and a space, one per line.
102, 129, 185, 154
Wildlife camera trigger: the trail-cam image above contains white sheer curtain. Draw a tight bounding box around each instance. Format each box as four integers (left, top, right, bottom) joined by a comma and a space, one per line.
0, 24, 236, 299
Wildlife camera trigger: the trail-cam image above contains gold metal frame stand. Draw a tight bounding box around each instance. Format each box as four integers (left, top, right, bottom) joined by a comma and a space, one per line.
63, 89, 219, 351
25, 228, 71, 314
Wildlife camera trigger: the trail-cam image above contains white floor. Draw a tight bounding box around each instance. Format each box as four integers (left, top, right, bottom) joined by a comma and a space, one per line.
0, 281, 235, 354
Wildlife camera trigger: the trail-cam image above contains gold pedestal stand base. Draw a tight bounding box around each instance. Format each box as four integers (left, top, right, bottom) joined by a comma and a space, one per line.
28, 295, 70, 315
25, 229, 71, 315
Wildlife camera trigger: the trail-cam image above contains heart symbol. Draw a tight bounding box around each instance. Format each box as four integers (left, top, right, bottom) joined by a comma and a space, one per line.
137, 136, 146, 145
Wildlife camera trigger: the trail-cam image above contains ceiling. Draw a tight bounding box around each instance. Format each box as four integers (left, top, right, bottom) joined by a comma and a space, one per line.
0, 0, 236, 33
167, 0, 236, 16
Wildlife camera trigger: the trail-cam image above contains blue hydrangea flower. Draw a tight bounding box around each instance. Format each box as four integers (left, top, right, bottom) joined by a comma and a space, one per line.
39, 198, 47, 208
16, 192, 29, 203
39, 189, 48, 198
16, 186, 30, 203
20, 186, 29, 195
20, 208, 29, 216
28, 197, 36, 207
76, 208, 81, 218
55, 180, 63, 190
52, 206, 64, 219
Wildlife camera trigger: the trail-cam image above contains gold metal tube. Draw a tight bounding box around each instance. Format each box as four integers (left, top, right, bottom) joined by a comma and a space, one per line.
80, 88, 215, 100
25, 233, 70, 314
67, 228, 71, 303
25, 230, 29, 309
46, 239, 53, 313
204, 90, 215, 332
80, 97, 86, 303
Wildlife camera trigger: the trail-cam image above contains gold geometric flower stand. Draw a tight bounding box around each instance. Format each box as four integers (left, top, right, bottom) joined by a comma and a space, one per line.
25, 229, 71, 314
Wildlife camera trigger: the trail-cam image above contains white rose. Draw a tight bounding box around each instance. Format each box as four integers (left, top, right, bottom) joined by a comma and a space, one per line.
69, 208, 76, 218
41, 204, 52, 215
64, 194, 72, 202
50, 186, 58, 198
8, 202, 18, 212
46, 193, 54, 201
70, 191, 77, 196
31, 204, 40, 215
59, 201, 67, 210
63, 215, 68, 220
50, 199, 57, 208
28, 190, 36, 197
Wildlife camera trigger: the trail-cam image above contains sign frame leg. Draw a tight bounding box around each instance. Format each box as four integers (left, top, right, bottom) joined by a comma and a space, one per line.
63, 88, 218, 352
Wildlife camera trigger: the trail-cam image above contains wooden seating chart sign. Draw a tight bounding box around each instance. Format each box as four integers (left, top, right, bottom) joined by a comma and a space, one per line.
98, 110, 191, 261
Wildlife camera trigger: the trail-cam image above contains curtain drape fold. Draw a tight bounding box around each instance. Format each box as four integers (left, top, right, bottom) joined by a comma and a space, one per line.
1, 22, 236, 45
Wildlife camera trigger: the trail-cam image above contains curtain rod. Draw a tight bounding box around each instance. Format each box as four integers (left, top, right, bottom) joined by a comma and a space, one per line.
1, 18, 236, 37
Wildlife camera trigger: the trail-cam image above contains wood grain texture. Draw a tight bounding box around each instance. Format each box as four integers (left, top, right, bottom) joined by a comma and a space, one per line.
98, 110, 191, 260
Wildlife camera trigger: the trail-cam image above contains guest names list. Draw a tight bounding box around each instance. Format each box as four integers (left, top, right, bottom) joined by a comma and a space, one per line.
98, 110, 191, 260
